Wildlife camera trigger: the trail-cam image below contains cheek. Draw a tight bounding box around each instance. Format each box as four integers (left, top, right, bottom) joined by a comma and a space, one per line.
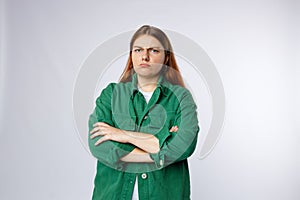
152, 55, 165, 64
131, 54, 139, 65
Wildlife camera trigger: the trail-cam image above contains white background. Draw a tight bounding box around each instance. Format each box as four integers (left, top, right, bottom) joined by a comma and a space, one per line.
0, 0, 299, 199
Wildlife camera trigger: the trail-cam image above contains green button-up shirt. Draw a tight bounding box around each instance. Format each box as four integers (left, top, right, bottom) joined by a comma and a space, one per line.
88, 73, 199, 200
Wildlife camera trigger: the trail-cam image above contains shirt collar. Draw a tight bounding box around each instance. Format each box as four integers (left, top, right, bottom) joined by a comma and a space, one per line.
130, 73, 169, 97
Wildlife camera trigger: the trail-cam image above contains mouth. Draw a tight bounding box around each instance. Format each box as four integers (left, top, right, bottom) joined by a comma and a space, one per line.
139, 63, 150, 67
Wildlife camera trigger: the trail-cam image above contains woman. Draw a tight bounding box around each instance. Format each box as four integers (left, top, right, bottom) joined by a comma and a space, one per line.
88, 25, 199, 200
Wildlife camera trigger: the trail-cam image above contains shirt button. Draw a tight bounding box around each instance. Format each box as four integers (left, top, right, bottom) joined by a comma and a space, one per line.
143, 116, 148, 120
159, 159, 163, 166
141, 173, 147, 179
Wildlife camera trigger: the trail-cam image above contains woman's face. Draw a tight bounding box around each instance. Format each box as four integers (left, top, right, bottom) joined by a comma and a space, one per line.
131, 35, 166, 80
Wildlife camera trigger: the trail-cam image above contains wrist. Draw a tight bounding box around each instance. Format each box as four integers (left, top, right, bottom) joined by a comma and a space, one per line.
124, 130, 136, 144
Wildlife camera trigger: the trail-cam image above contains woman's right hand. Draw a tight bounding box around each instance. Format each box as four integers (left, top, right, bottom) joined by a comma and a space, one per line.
169, 126, 178, 132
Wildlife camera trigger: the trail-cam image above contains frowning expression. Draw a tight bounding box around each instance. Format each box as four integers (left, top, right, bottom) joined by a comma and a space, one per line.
131, 35, 166, 80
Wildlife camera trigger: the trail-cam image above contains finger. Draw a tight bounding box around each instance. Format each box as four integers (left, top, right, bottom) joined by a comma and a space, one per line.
90, 131, 105, 139
93, 122, 102, 127
170, 126, 179, 132
174, 126, 178, 131
98, 122, 110, 127
169, 126, 176, 132
90, 126, 101, 134
94, 135, 109, 146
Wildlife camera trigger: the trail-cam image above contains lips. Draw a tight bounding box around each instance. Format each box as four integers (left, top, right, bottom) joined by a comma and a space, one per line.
139, 63, 150, 67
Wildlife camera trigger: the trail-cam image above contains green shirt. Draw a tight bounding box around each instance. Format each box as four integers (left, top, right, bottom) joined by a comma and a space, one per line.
88, 73, 199, 200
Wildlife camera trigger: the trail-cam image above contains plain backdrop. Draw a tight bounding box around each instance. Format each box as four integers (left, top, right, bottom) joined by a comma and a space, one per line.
0, 0, 299, 199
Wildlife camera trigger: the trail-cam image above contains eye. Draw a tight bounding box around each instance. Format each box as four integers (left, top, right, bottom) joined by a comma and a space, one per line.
133, 48, 141, 52
151, 49, 160, 53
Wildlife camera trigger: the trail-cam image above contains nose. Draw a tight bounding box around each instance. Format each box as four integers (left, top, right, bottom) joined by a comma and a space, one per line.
142, 50, 149, 61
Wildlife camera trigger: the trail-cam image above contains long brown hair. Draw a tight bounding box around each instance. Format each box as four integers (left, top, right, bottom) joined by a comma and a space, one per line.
119, 25, 185, 87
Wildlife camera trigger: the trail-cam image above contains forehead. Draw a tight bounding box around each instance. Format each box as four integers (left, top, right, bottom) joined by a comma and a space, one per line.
133, 35, 164, 48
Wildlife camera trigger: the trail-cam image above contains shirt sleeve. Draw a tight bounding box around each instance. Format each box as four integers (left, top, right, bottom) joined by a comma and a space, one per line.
150, 89, 200, 169
88, 83, 135, 170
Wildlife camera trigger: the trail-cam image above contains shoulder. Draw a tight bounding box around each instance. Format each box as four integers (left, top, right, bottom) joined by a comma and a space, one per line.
163, 83, 197, 112
97, 81, 132, 99
163, 82, 194, 101
98, 82, 117, 96
101, 81, 131, 92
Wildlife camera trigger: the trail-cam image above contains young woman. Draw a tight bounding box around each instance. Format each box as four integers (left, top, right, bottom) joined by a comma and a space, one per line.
89, 25, 199, 200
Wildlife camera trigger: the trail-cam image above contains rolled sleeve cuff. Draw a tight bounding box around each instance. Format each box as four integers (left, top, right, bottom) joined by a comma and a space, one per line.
149, 150, 165, 169
150, 130, 172, 169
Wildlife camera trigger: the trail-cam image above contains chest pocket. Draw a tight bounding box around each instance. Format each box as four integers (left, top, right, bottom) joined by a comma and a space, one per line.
112, 113, 136, 131
143, 110, 176, 136
147, 114, 165, 134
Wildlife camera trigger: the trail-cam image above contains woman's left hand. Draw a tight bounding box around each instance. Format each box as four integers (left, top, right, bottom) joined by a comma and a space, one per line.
90, 122, 129, 146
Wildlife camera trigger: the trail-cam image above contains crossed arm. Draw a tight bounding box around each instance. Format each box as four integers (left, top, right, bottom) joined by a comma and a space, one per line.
90, 122, 178, 163
89, 84, 198, 166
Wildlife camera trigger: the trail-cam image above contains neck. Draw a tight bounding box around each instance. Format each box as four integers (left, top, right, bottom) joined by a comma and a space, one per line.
137, 75, 159, 92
